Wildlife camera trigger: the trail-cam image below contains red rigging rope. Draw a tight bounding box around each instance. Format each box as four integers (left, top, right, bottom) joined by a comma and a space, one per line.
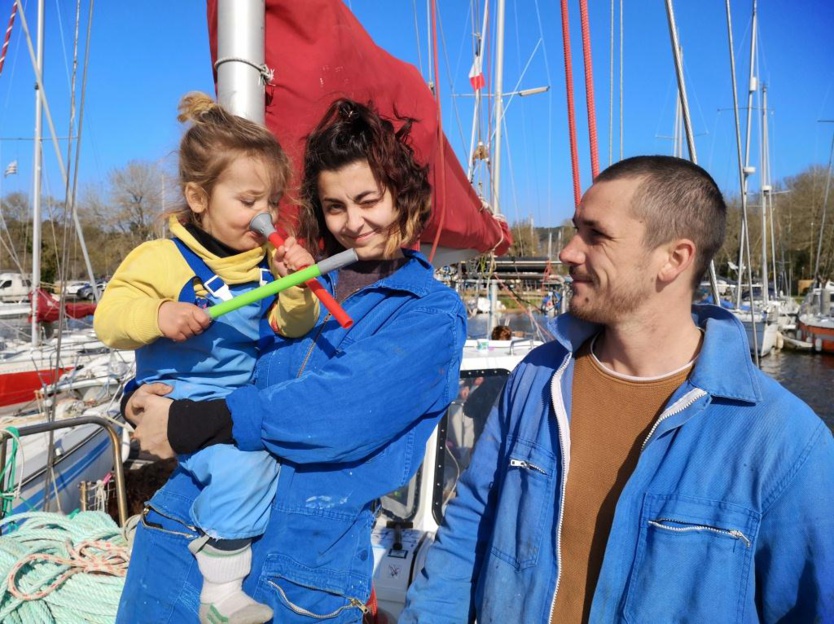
559, 0, 582, 208
427, 0, 447, 264
579, 0, 600, 179
0, 1, 18, 78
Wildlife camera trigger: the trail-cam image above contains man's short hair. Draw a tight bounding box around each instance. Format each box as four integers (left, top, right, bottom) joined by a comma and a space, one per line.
595, 156, 727, 288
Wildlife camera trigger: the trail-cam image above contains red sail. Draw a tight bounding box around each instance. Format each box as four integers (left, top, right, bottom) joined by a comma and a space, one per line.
206, 0, 511, 257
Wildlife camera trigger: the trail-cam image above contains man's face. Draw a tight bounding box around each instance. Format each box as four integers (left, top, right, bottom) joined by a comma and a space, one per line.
558, 178, 660, 325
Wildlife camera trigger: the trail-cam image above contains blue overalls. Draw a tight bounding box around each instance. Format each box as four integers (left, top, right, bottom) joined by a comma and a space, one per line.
134, 238, 280, 539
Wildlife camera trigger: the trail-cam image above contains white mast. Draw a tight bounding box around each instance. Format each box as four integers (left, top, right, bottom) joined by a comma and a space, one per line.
467, 0, 489, 181
760, 83, 770, 306
216, 0, 266, 122
29, 0, 44, 347
487, 0, 506, 336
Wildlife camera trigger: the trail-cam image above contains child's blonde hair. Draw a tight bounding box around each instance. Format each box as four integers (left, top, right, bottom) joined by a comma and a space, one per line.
166, 92, 291, 228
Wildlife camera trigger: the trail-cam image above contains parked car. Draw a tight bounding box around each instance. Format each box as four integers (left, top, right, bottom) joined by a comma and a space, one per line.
59, 280, 91, 300
77, 280, 107, 301
0, 272, 32, 302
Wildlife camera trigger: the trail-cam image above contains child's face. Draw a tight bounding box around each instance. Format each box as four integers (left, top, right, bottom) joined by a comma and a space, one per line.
190, 155, 280, 252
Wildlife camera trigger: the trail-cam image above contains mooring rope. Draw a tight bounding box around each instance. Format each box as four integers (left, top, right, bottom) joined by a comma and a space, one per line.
0, 511, 128, 623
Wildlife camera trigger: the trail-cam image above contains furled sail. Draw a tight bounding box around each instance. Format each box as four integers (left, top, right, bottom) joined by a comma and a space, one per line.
206, 0, 511, 258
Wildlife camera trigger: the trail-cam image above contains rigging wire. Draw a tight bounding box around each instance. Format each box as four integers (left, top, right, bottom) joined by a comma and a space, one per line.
726, 0, 760, 363
558, 0, 581, 208
619, 0, 623, 161
531, 0, 554, 230
436, 3, 470, 158
427, 0, 446, 264
608, 0, 613, 166
411, 0, 424, 79
813, 134, 833, 281
0, 2, 18, 78
578, 0, 599, 178
664, 0, 723, 311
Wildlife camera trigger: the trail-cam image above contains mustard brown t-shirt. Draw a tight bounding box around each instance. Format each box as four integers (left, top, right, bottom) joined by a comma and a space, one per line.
551, 337, 695, 623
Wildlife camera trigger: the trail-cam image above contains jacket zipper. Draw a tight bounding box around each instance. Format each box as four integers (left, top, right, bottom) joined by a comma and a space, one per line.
648, 517, 751, 548
268, 580, 369, 619
548, 352, 573, 623
509, 458, 548, 474
640, 388, 707, 451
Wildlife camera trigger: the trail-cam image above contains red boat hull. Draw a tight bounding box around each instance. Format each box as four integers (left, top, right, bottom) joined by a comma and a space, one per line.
0, 367, 70, 410
797, 321, 834, 354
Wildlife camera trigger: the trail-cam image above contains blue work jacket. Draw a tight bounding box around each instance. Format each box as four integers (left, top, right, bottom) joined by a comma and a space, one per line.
220, 248, 466, 621
402, 305, 834, 623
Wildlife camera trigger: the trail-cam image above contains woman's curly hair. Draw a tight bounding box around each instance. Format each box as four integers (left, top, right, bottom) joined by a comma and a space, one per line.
298, 98, 431, 258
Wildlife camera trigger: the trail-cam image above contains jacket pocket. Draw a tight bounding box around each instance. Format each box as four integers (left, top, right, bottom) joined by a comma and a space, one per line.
257, 554, 368, 622
489, 439, 555, 569
624, 494, 759, 624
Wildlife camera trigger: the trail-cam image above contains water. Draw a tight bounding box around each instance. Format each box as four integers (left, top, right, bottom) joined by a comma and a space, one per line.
758, 350, 834, 431
469, 312, 834, 432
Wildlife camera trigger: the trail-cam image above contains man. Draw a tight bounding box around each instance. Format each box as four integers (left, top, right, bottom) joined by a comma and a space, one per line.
401, 156, 834, 623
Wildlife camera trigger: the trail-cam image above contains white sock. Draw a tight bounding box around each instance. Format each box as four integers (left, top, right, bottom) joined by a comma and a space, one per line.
194, 542, 273, 624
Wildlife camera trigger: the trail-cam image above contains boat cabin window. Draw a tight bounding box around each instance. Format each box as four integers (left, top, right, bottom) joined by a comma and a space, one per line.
375, 368, 511, 526
434, 369, 510, 523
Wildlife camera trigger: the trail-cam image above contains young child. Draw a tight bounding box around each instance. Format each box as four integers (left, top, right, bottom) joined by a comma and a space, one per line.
94, 92, 318, 624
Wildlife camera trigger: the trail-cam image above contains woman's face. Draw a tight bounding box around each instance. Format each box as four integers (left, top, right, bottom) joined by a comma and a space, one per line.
317, 160, 401, 260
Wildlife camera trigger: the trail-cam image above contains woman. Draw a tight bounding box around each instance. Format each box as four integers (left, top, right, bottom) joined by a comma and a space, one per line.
118, 98, 467, 623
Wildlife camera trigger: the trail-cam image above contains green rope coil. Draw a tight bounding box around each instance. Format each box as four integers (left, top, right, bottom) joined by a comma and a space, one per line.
0, 511, 129, 623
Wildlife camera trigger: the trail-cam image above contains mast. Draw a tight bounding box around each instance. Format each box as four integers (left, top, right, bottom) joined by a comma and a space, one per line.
216, 0, 266, 122
760, 84, 770, 306
664, 0, 721, 303
467, 0, 489, 182
29, 0, 44, 347
487, 0, 506, 336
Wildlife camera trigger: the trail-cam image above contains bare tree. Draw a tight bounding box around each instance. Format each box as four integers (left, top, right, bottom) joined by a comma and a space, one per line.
104, 160, 171, 244
508, 218, 541, 257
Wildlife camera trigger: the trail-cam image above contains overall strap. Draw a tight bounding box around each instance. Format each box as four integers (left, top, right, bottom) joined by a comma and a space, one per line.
172, 236, 277, 349
257, 257, 276, 350
172, 237, 233, 304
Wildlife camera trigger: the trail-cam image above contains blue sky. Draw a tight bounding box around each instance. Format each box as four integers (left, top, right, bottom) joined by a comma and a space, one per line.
1, 0, 832, 231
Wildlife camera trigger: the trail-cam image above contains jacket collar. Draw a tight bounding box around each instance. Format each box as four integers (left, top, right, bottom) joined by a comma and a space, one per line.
549, 304, 761, 404
688, 304, 761, 404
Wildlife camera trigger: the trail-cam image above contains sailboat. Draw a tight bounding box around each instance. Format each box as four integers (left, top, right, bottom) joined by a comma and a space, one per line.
797, 280, 834, 353
796, 135, 834, 353
0, 0, 131, 522
722, 0, 780, 359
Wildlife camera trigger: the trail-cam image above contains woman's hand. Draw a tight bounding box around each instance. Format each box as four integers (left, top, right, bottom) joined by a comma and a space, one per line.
126, 383, 176, 459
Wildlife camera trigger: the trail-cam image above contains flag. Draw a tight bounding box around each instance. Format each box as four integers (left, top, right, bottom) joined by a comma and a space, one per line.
3, 160, 16, 177
469, 54, 485, 91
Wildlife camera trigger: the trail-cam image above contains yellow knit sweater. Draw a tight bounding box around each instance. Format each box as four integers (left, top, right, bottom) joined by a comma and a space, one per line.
94, 216, 318, 350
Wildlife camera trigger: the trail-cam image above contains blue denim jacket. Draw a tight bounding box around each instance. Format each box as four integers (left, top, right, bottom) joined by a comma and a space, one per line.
402, 305, 834, 623
120, 249, 467, 623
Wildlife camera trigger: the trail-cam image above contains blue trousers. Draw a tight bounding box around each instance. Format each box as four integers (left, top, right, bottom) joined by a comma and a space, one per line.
178, 444, 280, 539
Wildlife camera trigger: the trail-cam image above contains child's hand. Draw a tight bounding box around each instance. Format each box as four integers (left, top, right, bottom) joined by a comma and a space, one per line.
158, 301, 211, 342
272, 237, 314, 277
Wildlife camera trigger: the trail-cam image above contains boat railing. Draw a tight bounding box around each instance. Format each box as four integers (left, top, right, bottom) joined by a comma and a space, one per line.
0, 416, 128, 526
508, 337, 537, 355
